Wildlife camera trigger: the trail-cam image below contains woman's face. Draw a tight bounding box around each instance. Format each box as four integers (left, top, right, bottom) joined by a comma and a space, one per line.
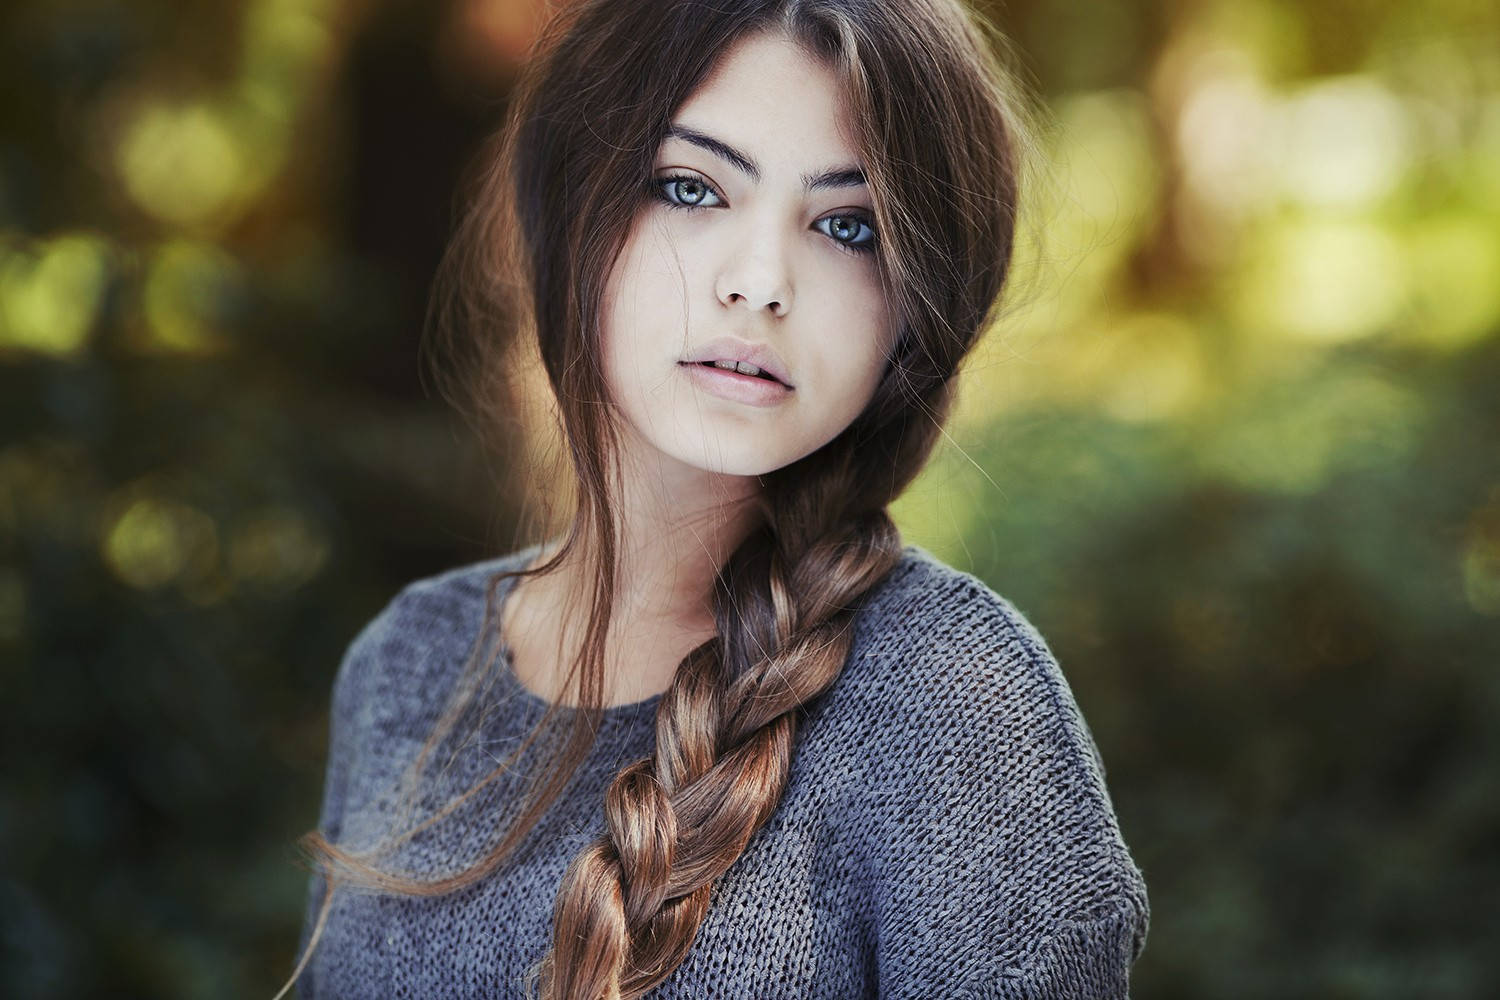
599, 30, 897, 481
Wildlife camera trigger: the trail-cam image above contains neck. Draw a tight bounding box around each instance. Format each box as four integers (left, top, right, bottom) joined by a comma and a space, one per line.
560, 442, 763, 625
509, 438, 765, 707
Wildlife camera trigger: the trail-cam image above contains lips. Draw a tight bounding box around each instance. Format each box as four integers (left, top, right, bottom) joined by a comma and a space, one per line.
677, 358, 794, 407
680, 336, 794, 388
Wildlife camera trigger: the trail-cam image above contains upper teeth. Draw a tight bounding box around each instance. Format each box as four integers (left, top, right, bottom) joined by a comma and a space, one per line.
712, 359, 765, 378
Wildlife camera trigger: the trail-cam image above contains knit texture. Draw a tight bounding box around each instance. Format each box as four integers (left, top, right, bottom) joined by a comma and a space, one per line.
295, 542, 1149, 998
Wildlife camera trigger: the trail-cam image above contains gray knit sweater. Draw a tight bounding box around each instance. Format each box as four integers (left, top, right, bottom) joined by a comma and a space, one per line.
296, 542, 1149, 998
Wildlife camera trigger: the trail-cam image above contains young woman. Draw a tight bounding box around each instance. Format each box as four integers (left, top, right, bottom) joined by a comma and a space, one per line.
282, 1, 1149, 997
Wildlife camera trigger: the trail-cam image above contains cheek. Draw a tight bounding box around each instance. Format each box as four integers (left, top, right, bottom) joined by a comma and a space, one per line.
602, 226, 649, 325
609, 216, 697, 308
597, 226, 696, 410
836, 297, 898, 404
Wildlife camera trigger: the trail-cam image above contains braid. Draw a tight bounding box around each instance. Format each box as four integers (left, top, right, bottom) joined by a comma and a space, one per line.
529, 467, 905, 999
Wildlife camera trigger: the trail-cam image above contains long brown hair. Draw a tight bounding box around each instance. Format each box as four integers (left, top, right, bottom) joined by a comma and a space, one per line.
281, 1, 1033, 997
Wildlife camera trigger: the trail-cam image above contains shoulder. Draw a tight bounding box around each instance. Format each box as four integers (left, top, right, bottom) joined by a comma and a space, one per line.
348, 544, 537, 653
315, 545, 543, 838
824, 544, 1147, 932
847, 544, 1083, 745
378, 546, 536, 636
857, 543, 1055, 656
326, 545, 540, 739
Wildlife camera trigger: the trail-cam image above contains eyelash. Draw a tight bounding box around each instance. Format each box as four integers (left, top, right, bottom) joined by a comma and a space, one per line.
651, 173, 878, 258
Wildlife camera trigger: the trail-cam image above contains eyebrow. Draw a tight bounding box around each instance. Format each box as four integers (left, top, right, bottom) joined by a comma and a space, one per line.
663, 123, 867, 193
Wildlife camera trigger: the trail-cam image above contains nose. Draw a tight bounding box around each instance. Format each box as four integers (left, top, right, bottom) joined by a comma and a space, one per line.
714, 236, 793, 318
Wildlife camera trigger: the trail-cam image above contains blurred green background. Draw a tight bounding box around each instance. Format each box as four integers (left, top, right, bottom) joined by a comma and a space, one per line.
2, 0, 1497, 997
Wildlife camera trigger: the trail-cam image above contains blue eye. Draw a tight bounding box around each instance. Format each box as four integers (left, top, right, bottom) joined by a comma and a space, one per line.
655, 174, 724, 210
816, 213, 877, 256
651, 172, 879, 257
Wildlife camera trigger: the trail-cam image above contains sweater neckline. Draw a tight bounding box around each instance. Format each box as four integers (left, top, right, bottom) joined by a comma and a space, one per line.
483, 539, 928, 726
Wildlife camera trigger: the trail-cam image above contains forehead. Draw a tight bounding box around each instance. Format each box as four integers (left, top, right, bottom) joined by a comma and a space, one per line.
667, 31, 861, 168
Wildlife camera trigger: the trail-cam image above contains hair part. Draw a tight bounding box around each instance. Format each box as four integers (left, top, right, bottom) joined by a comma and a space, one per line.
280, 1, 1035, 997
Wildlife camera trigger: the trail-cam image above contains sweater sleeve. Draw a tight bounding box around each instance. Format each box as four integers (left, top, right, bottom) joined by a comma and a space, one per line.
958, 907, 1145, 1000
864, 575, 1149, 999
293, 601, 393, 997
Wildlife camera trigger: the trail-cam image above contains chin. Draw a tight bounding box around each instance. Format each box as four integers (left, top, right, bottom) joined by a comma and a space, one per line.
684, 450, 785, 479
667, 436, 798, 479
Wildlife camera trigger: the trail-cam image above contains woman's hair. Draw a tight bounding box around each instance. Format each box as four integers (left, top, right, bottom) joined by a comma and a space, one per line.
281, 1, 1033, 997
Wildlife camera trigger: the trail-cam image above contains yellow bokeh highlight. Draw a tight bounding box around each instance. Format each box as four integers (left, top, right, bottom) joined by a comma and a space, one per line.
1473, 93, 1500, 210
1403, 216, 1500, 352
141, 239, 242, 355
113, 0, 335, 230
228, 506, 330, 593
1176, 67, 1275, 215
956, 308, 1211, 435
1275, 76, 1411, 211
1463, 542, 1500, 616
241, 0, 337, 121
117, 100, 247, 227
1033, 88, 1162, 307
1097, 313, 1210, 424
956, 87, 1162, 431
1232, 219, 1407, 344
0, 231, 114, 358
102, 492, 220, 592
889, 441, 991, 573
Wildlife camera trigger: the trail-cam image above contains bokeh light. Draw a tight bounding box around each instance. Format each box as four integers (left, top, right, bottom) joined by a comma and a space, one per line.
0, 232, 114, 358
